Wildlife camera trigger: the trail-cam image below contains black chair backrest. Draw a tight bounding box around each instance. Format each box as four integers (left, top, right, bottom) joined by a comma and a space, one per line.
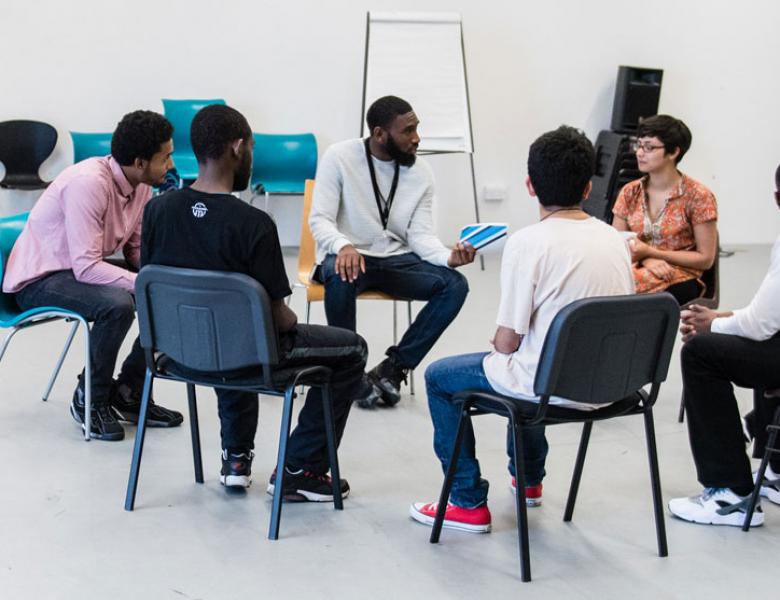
135, 265, 279, 373
533, 293, 679, 405
0, 120, 57, 186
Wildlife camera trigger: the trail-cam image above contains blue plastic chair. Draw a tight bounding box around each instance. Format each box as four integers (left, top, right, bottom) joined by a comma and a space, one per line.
162, 99, 226, 181
70, 132, 113, 163
0, 213, 93, 440
250, 133, 317, 212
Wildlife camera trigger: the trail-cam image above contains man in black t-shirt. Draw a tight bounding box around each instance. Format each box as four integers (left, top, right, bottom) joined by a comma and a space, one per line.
142, 104, 368, 501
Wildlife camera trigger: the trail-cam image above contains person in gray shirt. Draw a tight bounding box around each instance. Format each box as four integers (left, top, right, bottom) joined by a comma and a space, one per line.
310, 96, 475, 408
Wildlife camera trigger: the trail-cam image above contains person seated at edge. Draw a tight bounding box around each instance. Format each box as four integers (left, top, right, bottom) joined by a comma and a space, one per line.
141, 104, 369, 499
409, 126, 634, 532
668, 163, 780, 528
309, 95, 476, 408
2, 110, 183, 441
612, 114, 718, 305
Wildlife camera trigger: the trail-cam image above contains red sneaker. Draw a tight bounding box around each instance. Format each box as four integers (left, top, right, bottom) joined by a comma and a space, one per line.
410, 501, 491, 533
510, 479, 543, 507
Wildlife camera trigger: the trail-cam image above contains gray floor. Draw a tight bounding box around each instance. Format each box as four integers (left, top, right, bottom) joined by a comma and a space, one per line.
0, 245, 776, 599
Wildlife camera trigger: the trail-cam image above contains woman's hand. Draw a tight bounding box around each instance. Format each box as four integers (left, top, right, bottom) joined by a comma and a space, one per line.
642, 257, 674, 281
629, 238, 653, 262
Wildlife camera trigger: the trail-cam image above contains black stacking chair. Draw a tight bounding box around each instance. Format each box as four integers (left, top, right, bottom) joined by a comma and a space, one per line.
743, 400, 780, 531
0, 120, 57, 190
124, 265, 343, 540
429, 293, 679, 582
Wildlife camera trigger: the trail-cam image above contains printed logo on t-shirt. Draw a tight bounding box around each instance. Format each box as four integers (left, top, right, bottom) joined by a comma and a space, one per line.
191, 202, 208, 218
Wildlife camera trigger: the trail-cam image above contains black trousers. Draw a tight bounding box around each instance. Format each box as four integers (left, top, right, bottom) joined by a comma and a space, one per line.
217, 324, 367, 474
681, 331, 780, 491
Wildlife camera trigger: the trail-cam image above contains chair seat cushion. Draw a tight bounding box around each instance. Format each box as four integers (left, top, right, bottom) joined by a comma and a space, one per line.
157, 354, 331, 392
469, 392, 644, 424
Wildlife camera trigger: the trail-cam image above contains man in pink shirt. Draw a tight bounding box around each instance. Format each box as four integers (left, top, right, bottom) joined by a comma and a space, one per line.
3, 110, 183, 440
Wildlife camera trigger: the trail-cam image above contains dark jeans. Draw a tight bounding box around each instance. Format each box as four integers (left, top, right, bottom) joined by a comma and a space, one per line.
681, 331, 780, 491
216, 324, 367, 474
425, 353, 548, 508
319, 253, 468, 369
15, 270, 145, 405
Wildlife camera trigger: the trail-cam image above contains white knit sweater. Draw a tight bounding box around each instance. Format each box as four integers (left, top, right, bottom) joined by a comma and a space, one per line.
309, 138, 451, 267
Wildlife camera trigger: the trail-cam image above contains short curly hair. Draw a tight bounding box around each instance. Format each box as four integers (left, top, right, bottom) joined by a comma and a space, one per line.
636, 115, 692, 164
191, 104, 251, 163
111, 110, 173, 166
527, 126, 595, 207
366, 96, 413, 131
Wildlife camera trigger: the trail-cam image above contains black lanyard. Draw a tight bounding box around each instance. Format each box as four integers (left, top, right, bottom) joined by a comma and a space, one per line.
364, 137, 399, 230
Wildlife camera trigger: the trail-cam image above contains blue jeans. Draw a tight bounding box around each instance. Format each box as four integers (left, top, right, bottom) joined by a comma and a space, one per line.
319, 253, 468, 369
426, 352, 548, 508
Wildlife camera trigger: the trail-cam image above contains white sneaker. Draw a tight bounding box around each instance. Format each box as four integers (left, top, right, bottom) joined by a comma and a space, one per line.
754, 465, 780, 505
668, 488, 764, 527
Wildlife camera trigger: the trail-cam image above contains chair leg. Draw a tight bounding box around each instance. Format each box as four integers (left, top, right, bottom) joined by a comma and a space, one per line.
564, 421, 593, 522
42, 319, 80, 402
80, 317, 92, 441
509, 413, 532, 582
677, 390, 685, 423
392, 301, 398, 344
0, 327, 20, 363
743, 407, 780, 531
186, 383, 204, 484
321, 384, 343, 510
125, 368, 154, 511
306, 301, 311, 325
269, 385, 296, 540
643, 408, 668, 557
430, 403, 471, 544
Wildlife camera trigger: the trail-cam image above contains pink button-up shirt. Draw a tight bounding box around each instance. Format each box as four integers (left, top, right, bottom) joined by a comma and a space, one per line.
2, 156, 152, 294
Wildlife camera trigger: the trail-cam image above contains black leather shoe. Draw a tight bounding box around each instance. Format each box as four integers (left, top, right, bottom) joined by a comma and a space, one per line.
70, 378, 124, 441
111, 382, 184, 428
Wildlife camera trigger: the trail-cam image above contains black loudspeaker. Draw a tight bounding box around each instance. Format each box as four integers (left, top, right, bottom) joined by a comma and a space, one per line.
611, 66, 663, 133
585, 130, 641, 223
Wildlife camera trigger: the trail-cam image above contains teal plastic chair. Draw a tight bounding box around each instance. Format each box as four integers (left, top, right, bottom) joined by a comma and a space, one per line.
70, 132, 112, 163
162, 98, 226, 181
250, 133, 317, 212
0, 213, 93, 440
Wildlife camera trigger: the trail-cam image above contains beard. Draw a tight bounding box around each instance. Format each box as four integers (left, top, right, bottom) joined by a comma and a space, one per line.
233, 155, 252, 191
384, 134, 416, 167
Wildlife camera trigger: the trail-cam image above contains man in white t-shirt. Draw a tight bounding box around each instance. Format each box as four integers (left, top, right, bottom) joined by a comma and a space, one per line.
668, 163, 780, 528
310, 96, 475, 409
410, 126, 634, 533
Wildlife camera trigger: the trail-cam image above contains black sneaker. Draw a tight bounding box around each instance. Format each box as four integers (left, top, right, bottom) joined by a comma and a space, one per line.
220, 449, 254, 490
266, 467, 350, 502
111, 382, 184, 428
70, 378, 124, 441
355, 376, 383, 409
367, 357, 407, 406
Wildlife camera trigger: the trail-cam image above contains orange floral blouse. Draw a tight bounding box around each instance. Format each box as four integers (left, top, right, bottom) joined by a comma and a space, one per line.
612, 174, 717, 294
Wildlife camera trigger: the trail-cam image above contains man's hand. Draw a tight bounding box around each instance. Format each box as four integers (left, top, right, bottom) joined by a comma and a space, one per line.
335, 245, 365, 282
629, 238, 653, 262
680, 304, 718, 342
447, 242, 476, 268
642, 257, 674, 281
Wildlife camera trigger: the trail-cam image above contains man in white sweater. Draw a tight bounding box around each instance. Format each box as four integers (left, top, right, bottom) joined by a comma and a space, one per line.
669, 163, 780, 527
309, 96, 475, 408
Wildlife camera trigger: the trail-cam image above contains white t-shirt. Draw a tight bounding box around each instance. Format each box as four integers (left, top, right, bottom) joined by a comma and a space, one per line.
483, 216, 635, 409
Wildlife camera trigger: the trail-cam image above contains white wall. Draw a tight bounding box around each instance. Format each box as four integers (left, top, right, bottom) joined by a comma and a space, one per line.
1, 0, 778, 245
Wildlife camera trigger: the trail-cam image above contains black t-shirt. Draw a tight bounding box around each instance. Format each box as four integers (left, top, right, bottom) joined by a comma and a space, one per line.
141, 187, 291, 301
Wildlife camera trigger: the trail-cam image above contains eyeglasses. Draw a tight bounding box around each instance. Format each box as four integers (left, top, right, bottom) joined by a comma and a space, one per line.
631, 141, 665, 153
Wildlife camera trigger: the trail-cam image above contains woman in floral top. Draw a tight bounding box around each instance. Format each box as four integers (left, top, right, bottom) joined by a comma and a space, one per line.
612, 115, 718, 304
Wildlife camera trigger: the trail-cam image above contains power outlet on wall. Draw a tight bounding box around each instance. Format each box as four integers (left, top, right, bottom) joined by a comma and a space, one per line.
482, 184, 507, 202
